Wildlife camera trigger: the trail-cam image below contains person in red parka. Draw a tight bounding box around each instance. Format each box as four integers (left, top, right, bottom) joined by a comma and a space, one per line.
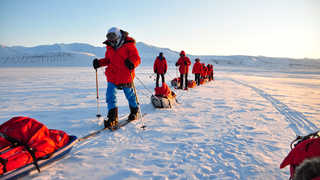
175, 50, 191, 90
153, 52, 167, 88
192, 58, 202, 86
207, 64, 214, 81
201, 63, 207, 79
93, 27, 141, 128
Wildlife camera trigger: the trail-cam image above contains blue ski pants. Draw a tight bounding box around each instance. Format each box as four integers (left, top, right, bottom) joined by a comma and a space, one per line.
106, 82, 138, 110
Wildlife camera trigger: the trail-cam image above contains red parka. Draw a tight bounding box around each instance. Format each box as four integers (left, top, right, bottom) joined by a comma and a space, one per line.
207, 64, 213, 75
176, 56, 191, 74
98, 35, 141, 86
192, 61, 202, 74
201, 64, 208, 77
153, 56, 167, 74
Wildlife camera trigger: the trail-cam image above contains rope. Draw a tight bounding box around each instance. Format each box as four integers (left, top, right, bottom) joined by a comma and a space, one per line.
135, 76, 154, 95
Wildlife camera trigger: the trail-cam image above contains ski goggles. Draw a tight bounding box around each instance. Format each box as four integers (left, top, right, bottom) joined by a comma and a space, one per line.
106, 32, 119, 41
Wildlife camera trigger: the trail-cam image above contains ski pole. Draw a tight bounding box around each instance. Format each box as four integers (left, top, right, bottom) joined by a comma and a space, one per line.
130, 71, 146, 129
95, 69, 102, 118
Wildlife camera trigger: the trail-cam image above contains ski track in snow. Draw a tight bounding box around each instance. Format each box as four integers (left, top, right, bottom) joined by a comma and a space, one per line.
0, 66, 319, 180
228, 78, 318, 135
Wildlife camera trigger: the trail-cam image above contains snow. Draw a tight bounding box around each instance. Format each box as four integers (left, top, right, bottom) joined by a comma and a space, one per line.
0, 63, 319, 179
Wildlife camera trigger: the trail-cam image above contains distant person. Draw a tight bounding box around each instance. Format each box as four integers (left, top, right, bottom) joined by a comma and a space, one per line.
175, 50, 191, 90
153, 52, 168, 87
207, 64, 214, 81
200, 63, 207, 79
93, 27, 141, 128
192, 58, 202, 86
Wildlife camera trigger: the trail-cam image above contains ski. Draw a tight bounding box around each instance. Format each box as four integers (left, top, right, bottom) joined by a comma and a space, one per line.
111, 113, 147, 131
78, 113, 146, 142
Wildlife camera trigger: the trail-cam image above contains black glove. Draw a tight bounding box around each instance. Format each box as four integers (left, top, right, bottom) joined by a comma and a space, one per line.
184, 61, 187, 65
93, 58, 100, 69
125, 59, 134, 70
175, 62, 179, 66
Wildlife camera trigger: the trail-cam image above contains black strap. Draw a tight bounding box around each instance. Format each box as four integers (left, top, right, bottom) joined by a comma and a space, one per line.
0, 157, 8, 173
0, 132, 20, 147
290, 131, 320, 149
24, 146, 40, 172
0, 132, 41, 172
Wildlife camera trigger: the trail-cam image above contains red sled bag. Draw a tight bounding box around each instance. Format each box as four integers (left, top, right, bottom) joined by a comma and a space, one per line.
170, 77, 180, 88
188, 80, 196, 88
155, 83, 172, 98
280, 131, 320, 179
0, 116, 69, 175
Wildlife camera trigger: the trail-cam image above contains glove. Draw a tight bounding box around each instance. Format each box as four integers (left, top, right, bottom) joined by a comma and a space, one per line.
125, 59, 134, 70
184, 61, 187, 65
175, 62, 179, 66
93, 58, 100, 69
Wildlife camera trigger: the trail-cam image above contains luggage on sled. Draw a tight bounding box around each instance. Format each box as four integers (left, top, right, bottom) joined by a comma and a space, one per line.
200, 78, 208, 85
280, 131, 320, 179
151, 83, 176, 108
0, 116, 77, 179
188, 80, 196, 88
170, 77, 180, 88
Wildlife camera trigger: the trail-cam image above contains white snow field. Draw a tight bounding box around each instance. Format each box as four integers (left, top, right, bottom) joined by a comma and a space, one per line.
0, 65, 319, 180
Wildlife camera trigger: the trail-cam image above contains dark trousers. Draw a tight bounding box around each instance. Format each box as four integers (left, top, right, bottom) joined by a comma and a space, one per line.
156, 73, 165, 87
195, 73, 200, 86
180, 73, 188, 89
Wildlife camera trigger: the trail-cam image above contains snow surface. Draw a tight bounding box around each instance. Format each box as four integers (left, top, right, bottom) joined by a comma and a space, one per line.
0, 64, 319, 179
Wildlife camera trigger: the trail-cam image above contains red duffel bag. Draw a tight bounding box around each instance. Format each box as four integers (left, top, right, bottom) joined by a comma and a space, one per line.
0, 116, 69, 175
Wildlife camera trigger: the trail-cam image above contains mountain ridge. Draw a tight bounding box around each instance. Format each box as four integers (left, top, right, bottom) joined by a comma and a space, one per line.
0, 42, 319, 69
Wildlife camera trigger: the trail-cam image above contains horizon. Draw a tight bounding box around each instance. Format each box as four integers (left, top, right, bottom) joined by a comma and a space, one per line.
1, 41, 319, 60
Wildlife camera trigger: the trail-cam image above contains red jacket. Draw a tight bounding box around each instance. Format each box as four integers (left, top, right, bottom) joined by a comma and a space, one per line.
207, 65, 213, 75
192, 61, 202, 74
98, 36, 141, 85
201, 65, 207, 77
176, 56, 191, 74
153, 56, 167, 74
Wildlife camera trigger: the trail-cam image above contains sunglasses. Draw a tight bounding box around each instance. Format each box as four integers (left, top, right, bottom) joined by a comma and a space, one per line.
106, 32, 118, 41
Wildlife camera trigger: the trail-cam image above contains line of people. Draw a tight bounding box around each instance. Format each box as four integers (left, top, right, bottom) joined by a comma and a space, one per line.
92, 27, 214, 128
153, 50, 214, 90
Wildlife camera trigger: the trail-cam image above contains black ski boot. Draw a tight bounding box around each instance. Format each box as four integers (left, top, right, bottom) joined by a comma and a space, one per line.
128, 106, 139, 121
104, 107, 118, 128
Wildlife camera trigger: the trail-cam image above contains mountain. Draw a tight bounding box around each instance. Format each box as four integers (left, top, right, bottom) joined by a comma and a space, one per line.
0, 42, 319, 70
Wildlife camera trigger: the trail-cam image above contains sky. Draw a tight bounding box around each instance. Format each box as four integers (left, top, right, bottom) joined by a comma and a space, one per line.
0, 0, 319, 59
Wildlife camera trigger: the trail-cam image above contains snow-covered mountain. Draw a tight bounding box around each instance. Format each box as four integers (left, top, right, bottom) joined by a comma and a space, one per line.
0, 42, 319, 70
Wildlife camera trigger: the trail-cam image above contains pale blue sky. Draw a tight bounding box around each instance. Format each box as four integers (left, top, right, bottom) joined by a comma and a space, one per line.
1, 0, 319, 58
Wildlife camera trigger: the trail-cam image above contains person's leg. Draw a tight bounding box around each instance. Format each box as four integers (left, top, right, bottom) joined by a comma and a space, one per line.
105, 82, 118, 127
161, 74, 165, 84
196, 74, 199, 85
123, 86, 139, 120
185, 73, 188, 89
179, 73, 184, 89
156, 74, 160, 87
106, 82, 117, 110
